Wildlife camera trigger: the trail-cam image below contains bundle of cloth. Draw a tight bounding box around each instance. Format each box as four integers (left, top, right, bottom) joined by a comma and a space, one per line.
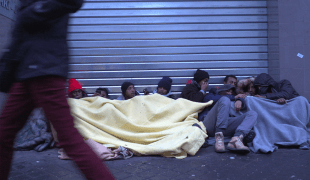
67, 94, 212, 159
58, 139, 134, 161
14, 108, 54, 151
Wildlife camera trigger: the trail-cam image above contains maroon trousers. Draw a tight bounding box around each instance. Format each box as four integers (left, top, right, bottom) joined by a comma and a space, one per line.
0, 76, 114, 180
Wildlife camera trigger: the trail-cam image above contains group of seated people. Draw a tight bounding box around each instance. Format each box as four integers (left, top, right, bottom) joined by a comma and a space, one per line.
67, 69, 308, 154
68, 76, 176, 100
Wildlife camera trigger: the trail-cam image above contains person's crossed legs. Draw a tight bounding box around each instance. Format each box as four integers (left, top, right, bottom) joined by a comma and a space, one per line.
202, 96, 257, 153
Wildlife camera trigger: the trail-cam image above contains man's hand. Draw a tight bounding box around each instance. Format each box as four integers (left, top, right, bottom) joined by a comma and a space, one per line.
92, 92, 100, 97
254, 95, 266, 98
235, 94, 247, 99
143, 89, 150, 95
201, 82, 209, 92
277, 98, 287, 104
235, 100, 242, 111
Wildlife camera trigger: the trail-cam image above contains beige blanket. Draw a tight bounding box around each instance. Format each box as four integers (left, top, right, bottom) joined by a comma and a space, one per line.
68, 94, 212, 159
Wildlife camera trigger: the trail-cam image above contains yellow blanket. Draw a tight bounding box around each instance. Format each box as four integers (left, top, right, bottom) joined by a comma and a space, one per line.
68, 94, 213, 159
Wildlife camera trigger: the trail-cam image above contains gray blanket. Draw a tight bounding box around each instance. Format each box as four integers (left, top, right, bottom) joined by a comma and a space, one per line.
14, 108, 54, 151
235, 96, 310, 153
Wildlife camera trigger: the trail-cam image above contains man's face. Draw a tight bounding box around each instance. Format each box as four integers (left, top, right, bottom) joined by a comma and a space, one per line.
224, 77, 237, 87
72, 89, 83, 99
125, 85, 136, 99
198, 78, 209, 87
100, 91, 107, 98
94, 90, 108, 98
248, 83, 256, 96
157, 87, 168, 95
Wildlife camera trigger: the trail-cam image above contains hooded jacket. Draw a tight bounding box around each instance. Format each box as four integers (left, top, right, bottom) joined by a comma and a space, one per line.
253, 73, 299, 100
181, 80, 205, 102
3, 0, 84, 81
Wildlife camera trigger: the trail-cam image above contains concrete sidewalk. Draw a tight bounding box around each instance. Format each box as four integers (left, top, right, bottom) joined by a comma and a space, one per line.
8, 147, 310, 180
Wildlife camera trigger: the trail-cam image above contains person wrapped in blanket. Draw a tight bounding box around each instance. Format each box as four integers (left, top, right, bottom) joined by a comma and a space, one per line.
236, 73, 310, 151
92, 87, 109, 99
144, 76, 176, 99
117, 82, 139, 100
181, 69, 257, 154
59, 82, 134, 160
237, 73, 300, 103
236, 77, 256, 96
68, 78, 88, 99
253, 73, 299, 104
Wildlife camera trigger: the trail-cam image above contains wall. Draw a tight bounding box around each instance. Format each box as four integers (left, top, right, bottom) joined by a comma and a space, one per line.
68, 0, 268, 98
267, 0, 279, 81
268, 0, 310, 100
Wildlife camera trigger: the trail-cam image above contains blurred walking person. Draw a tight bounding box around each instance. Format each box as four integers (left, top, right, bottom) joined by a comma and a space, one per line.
0, 0, 114, 179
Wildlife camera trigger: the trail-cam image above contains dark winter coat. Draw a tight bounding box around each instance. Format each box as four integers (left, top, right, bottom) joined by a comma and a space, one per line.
180, 81, 205, 102
5, 0, 83, 81
253, 73, 299, 100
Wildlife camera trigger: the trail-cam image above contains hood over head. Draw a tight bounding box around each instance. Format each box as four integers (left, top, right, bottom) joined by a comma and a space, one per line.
253, 73, 278, 94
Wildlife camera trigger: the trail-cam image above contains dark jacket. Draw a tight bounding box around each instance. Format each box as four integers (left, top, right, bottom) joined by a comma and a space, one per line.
203, 93, 245, 109
181, 81, 204, 102
198, 92, 246, 121
253, 73, 299, 100
5, 0, 83, 81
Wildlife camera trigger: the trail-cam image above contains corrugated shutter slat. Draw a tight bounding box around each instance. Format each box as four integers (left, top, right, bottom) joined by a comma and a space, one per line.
68, 0, 268, 99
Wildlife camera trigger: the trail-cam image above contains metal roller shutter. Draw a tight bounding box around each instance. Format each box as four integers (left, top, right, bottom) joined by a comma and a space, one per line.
68, 0, 268, 99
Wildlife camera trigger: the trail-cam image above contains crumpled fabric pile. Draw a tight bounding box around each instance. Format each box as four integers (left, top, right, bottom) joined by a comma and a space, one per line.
58, 139, 133, 161
14, 108, 54, 152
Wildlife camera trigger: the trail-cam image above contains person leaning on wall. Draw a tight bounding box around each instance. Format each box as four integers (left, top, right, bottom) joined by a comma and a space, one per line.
153, 76, 176, 99
92, 87, 110, 99
181, 69, 209, 102
68, 78, 88, 99
117, 82, 138, 100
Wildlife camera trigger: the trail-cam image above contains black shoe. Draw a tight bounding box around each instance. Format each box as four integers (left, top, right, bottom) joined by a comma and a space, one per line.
243, 130, 256, 145
201, 140, 209, 148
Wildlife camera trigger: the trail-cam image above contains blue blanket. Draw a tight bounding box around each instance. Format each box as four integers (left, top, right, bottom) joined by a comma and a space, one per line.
236, 96, 310, 153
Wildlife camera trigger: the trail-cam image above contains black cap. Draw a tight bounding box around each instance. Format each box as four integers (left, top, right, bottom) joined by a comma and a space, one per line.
157, 76, 173, 92
194, 69, 209, 83
121, 82, 134, 95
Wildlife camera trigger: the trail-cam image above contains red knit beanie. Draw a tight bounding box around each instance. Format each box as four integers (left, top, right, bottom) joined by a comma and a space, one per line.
68, 78, 82, 93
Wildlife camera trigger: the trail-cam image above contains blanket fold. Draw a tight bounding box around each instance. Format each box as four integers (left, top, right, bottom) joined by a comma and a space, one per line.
68, 94, 212, 159
241, 96, 310, 153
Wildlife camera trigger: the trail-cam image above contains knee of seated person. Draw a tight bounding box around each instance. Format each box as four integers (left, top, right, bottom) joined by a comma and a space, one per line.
219, 96, 230, 104
295, 96, 307, 102
247, 110, 258, 120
